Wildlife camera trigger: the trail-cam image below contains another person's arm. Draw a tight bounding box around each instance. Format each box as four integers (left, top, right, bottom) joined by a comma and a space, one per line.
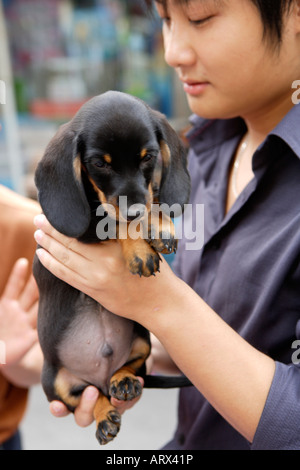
0, 259, 42, 387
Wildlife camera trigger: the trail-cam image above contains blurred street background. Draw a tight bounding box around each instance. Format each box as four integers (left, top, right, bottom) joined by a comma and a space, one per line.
21, 384, 179, 451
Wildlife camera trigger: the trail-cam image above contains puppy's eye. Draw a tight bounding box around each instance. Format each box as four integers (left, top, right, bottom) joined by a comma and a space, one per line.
142, 154, 154, 163
94, 154, 112, 169
94, 159, 110, 169
94, 161, 105, 168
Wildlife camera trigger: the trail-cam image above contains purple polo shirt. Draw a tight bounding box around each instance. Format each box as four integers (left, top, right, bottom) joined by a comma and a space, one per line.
165, 104, 300, 450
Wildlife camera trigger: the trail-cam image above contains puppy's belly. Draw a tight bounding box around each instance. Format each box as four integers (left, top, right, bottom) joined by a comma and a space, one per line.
58, 298, 135, 396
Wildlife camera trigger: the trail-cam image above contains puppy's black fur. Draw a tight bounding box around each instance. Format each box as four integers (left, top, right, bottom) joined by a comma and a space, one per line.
33, 91, 191, 445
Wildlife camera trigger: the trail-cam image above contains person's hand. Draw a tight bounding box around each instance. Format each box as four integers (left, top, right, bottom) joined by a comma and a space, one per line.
0, 259, 39, 366
50, 386, 100, 427
33, 214, 178, 327
50, 377, 144, 427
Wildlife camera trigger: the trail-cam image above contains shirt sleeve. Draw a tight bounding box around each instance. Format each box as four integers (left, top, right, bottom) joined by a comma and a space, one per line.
251, 361, 300, 450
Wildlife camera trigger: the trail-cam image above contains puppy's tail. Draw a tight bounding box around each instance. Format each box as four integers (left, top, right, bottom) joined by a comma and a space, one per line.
143, 374, 192, 389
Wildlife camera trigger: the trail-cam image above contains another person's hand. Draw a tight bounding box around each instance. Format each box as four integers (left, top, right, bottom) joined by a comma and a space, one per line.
0, 258, 38, 366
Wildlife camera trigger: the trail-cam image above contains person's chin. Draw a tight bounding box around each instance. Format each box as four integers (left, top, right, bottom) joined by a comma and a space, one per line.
186, 94, 238, 121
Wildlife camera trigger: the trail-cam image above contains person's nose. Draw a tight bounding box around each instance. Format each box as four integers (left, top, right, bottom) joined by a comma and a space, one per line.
163, 22, 197, 70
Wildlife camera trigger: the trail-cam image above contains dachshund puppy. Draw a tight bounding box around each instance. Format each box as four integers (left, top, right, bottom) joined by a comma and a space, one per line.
33, 91, 191, 445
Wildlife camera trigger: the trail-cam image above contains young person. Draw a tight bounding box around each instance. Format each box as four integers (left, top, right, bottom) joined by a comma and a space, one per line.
34, 0, 300, 449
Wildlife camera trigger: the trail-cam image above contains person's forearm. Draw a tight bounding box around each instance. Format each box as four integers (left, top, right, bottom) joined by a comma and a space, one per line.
141, 277, 276, 443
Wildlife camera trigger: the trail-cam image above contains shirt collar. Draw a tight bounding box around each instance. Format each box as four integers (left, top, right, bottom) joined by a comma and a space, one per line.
187, 104, 300, 159
186, 115, 246, 152
270, 105, 300, 159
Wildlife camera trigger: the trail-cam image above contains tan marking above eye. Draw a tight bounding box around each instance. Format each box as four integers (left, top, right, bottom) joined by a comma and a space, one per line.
140, 148, 148, 159
103, 154, 112, 164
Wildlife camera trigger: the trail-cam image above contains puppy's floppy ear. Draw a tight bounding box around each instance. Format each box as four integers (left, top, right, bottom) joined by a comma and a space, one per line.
35, 123, 90, 238
151, 110, 190, 215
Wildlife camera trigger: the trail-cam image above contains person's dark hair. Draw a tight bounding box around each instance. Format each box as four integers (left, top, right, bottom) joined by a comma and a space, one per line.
144, 0, 294, 44
252, 0, 294, 42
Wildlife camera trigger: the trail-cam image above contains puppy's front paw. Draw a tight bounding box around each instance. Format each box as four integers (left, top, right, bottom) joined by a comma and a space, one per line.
148, 208, 177, 255
129, 250, 161, 277
149, 229, 178, 255
120, 238, 161, 277
96, 410, 121, 445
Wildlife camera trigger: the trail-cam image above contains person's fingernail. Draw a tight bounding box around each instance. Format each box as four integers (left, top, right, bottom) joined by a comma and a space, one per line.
36, 248, 46, 261
34, 214, 46, 228
51, 402, 65, 416
84, 387, 99, 401
34, 230, 44, 243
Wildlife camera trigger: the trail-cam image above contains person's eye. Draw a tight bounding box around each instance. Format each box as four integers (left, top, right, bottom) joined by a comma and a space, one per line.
189, 15, 214, 26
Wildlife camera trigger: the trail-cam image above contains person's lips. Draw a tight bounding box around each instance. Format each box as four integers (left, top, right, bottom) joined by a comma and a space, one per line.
181, 79, 209, 96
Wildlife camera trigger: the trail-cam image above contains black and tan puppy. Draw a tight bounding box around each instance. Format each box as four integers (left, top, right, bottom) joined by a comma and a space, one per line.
33, 91, 191, 445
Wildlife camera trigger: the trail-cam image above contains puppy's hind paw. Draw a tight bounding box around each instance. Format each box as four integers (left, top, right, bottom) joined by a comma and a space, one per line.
110, 376, 143, 401
96, 410, 121, 445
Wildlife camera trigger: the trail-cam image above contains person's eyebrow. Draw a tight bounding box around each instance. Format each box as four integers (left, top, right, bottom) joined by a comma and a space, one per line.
154, 0, 224, 6
154, 0, 225, 15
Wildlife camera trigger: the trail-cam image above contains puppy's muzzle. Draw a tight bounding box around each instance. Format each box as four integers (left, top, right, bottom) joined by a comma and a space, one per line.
117, 196, 147, 222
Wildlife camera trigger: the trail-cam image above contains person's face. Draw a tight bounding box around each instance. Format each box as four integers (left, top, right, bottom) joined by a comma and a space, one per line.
155, 0, 300, 120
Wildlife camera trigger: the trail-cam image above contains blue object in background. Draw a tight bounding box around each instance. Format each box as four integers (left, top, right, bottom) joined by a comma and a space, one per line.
0, 178, 13, 190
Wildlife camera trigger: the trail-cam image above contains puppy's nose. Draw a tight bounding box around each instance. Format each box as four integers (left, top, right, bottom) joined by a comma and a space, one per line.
126, 205, 145, 221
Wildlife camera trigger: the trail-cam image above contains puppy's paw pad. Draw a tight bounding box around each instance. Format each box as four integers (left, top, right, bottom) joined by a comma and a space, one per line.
129, 252, 160, 277
110, 377, 143, 401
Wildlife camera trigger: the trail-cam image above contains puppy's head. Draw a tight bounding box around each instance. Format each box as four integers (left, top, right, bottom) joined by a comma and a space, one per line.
35, 91, 190, 238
